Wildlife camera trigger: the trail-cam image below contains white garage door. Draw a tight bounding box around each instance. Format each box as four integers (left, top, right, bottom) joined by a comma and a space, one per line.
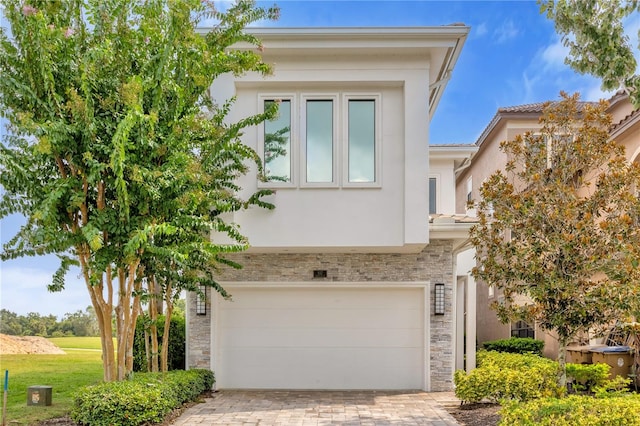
215, 286, 425, 389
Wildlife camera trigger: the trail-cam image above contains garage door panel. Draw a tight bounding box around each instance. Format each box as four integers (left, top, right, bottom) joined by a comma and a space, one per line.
216, 287, 425, 390
217, 347, 423, 389
220, 307, 423, 329
223, 288, 422, 310
219, 327, 423, 348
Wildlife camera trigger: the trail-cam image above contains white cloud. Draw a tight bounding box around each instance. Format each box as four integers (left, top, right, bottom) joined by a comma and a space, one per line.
582, 81, 615, 102
0, 265, 92, 318
622, 12, 640, 73
540, 39, 569, 71
494, 19, 519, 44
520, 72, 540, 104
474, 22, 488, 37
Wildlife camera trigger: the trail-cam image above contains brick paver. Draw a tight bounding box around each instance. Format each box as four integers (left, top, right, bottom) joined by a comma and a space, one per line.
171, 390, 461, 425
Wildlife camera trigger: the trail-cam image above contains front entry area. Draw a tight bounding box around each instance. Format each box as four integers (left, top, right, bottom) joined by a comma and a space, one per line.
214, 285, 427, 390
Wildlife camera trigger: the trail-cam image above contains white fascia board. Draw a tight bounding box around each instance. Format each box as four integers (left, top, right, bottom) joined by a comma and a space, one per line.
429, 221, 474, 239
208, 26, 470, 51
429, 145, 478, 161
244, 26, 469, 41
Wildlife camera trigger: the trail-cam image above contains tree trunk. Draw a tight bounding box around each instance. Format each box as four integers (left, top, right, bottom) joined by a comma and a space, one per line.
115, 260, 142, 380
149, 276, 159, 372
79, 251, 116, 382
161, 281, 174, 372
557, 336, 569, 388
125, 265, 143, 377
143, 329, 151, 372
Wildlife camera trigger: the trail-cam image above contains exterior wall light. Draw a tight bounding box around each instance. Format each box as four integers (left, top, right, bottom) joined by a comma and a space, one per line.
434, 283, 445, 315
196, 284, 207, 316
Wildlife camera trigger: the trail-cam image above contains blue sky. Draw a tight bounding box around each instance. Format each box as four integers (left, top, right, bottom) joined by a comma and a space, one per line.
0, 0, 628, 317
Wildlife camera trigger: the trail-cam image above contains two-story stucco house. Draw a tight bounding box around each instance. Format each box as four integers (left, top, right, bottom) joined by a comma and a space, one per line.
185, 26, 474, 392
455, 91, 640, 360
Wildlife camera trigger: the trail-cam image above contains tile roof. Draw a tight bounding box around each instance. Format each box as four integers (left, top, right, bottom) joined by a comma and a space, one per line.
476, 101, 597, 147
497, 102, 549, 114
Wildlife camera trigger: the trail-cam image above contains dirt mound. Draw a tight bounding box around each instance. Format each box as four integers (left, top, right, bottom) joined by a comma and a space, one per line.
0, 334, 66, 355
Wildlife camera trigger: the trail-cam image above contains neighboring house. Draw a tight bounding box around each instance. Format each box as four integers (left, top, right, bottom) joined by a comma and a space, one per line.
185, 26, 475, 391
455, 92, 640, 360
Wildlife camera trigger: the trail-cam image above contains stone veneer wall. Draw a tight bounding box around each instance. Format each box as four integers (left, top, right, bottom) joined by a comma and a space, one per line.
186, 239, 455, 391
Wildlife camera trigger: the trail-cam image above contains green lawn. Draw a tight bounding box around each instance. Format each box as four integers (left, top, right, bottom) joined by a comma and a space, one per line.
0, 339, 104, 425
48, 336, 112, 350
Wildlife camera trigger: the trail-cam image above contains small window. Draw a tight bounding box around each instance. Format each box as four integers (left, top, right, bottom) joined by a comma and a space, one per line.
466, 177, 473, 203
263, 99, 291, 182
511, 320, 535, 339
348, 99, 376, 183
305, 99, 334, 183
429, 177, 437, 215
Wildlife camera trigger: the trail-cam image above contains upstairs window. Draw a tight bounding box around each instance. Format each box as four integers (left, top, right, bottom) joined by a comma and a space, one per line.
260, 92, 380, 188
263, 99, 292, 183
348, 99, 376, 183
304, 98, 335, 184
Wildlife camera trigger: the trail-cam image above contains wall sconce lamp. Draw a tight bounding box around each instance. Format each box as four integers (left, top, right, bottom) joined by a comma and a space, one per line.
434, 283, 445, 315
196, 284, 207, 316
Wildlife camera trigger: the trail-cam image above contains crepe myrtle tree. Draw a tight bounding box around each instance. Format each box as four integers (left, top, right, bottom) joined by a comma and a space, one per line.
0, 0, 279, 381
470, 92, 640, 386
540, 0, 640, 106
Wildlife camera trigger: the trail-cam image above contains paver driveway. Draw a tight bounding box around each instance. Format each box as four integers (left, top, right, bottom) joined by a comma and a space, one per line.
171, 390, 461, 425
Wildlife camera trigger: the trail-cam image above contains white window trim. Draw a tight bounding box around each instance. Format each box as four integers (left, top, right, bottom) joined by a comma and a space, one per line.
257, 93, 297, 189
300, 94, 339, 188
341, 93, 382, 188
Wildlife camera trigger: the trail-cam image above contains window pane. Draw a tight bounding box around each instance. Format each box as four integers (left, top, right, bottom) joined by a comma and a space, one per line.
264, 100, 291, 182
348, 100, 375, 182
429, 178, 437, 215
306, 100, 333, 183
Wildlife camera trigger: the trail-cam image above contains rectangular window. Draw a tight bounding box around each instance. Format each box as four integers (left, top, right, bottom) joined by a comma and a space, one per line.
305, 100, 333, 183
466, 177, 473, 203
511, 320, 535, 339
263, 99, 291, 182
429, 177, 437, 215
348, 99, 376, 183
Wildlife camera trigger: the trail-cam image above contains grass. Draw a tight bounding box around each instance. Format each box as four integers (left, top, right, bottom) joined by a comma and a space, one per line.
48, 336, 112, 351
0, 338, 104, 425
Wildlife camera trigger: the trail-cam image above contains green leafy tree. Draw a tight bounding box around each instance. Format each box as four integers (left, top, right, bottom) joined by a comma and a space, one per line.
539, 0, 640, 105
0, 309, 23, 335
471, 93, 640, 386
60, 307, 99, 336
0, 0, 277, 381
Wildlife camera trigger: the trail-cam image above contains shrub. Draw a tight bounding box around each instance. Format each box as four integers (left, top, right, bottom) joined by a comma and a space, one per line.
566, 363, 610, 393
71, 369, 213, 426
455, 351, 562, 403
483, 337, 544, 355
133, 314, 186, 372
499, 394, 640, 425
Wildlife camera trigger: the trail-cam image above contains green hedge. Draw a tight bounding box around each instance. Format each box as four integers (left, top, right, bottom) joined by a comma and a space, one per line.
483, 337, 544, 355
71, 369, 213, 426
455, 351, 562, 403
566, 363, 610, 393
499, 394, 640, 425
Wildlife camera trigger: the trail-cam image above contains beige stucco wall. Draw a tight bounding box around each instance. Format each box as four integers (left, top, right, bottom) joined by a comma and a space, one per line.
458, 96, 640, 360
